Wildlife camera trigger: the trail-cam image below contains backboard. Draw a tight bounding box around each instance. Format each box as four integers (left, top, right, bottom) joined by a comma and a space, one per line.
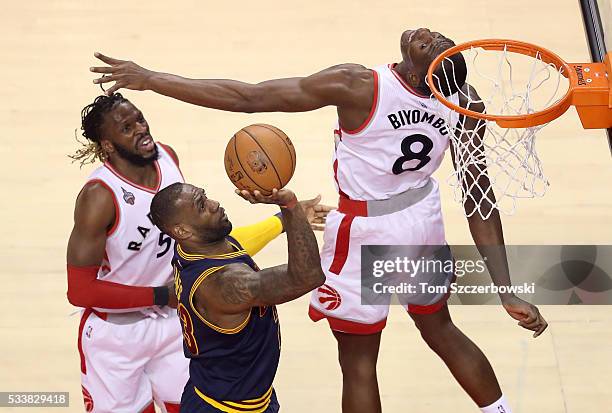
579, 0, 612, 154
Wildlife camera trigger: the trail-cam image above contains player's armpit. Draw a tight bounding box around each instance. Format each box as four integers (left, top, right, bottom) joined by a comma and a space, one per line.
229, 215, 283, 257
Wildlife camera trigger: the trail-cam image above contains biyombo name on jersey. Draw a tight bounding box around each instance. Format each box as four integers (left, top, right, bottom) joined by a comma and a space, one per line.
387, 109, 450, 135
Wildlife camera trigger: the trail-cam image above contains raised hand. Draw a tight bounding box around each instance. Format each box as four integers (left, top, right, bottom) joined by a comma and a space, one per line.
90, 52, 154, 95
298, 194, 335, 231
501, 295, 548, 338
235, 188, 298, 209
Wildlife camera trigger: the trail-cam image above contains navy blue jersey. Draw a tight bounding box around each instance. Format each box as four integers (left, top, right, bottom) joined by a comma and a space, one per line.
173, 236, 281, 412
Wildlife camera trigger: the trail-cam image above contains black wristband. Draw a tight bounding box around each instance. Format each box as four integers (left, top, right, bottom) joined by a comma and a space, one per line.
153, 286, 170, 306
274, 212, 285, 233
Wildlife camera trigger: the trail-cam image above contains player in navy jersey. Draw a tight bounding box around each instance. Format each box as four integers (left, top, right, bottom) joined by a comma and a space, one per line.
150, 183, 327, 413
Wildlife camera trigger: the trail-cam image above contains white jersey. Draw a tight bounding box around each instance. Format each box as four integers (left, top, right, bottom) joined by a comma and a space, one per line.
333, 63, 460, 200
85, 143, 184, 299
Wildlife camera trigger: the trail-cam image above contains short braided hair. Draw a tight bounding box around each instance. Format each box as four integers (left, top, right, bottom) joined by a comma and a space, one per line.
150, 182, 186, 235
70, 93, 128, 167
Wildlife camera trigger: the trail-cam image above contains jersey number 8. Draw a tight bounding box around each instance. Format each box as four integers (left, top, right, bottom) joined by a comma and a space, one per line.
392, 134, 434, 174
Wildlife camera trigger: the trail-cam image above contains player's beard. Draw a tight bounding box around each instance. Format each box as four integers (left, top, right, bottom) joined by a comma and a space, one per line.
200, 221, 233, 243
113, 141, 159, 167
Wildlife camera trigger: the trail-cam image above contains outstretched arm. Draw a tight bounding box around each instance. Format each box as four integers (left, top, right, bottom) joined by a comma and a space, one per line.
452, 83, 548, 338
198, 189, 325, 314
90, 53, 372, 113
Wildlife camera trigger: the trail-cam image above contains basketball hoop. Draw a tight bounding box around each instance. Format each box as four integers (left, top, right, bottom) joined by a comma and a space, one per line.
426, 39, 612, 219
428, 39, 612, 129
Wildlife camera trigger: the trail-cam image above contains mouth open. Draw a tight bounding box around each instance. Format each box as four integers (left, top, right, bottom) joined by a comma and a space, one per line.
138, 135, 155, 151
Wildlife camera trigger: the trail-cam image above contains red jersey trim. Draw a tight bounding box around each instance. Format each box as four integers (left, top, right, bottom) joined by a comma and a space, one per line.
103, 157, 162, 194
309, 306, 387, 334
340, 69, 379, 135
84, 179, 120, 236
158, 142, 185, 181
389, 64, 429, 98
333, 159, 349, 199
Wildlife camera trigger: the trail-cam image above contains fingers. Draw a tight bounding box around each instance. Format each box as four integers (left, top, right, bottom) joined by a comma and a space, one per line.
518, 318, 547, 338
313, 204, 336, 213
93, 75, 117, 84
234, 189, 276, 204
533, 319, 548, 338
309, 194, 322, 205
521, 308, 538, 324
310, 224, 326, 231
105, 81, 126, 95
517, 311, 548, 338
94, 52, 124, 65
518, 319, 540, 330
90, 66, 116, 74
235, 189, 258, 203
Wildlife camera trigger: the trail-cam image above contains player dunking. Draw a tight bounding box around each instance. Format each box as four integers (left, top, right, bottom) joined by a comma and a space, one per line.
150, 184, 326, 412
90, 28, 548, 413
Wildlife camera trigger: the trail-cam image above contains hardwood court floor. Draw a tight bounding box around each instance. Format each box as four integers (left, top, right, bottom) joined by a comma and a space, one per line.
0, 1, 610, 411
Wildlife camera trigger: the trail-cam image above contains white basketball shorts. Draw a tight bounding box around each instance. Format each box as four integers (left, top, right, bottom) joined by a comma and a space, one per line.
77, 307, 188, 413
309, 179, 452, 334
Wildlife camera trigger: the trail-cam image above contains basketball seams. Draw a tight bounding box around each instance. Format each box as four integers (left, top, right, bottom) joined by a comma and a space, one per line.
231, 133, 270, 193
255, 123, 296, 177
241, 127, 284, 189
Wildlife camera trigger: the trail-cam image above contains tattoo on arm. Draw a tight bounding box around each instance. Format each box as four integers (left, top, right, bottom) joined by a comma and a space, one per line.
203, 205, 325, 313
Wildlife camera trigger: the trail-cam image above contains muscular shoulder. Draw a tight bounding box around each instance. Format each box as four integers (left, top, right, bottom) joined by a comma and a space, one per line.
301, 63, 374, 108
327, 63, 372, 82
196, 263, 258, 314
74, 181, 116, 230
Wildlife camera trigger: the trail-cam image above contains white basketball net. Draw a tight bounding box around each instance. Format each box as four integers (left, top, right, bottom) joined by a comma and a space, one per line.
430, 45, 569, 219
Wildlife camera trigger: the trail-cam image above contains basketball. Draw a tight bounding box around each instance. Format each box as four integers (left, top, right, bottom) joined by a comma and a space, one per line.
224, 124, 296, 195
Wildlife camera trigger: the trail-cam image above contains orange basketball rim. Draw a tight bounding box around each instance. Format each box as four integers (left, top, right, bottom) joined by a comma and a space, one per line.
427, 39, 612, 129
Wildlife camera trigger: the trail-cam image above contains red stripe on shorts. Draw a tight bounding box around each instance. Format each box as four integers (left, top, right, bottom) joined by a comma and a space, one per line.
164, 402, 180, 413
329, 215, 355, 275
141, 401, 155, 413
77, 309, 93, 374
309, 305, 386, 334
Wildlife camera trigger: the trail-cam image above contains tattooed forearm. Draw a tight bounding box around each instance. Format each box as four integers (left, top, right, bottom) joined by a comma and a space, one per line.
232, 205, 325, 306
202, 204, 325, 311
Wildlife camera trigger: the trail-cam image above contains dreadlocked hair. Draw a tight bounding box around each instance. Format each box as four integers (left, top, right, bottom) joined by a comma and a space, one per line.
70, 93, 128, 167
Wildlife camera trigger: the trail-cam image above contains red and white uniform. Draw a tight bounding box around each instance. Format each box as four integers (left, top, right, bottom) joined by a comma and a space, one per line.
309, 64, 460, 334
78, 144, 187, 413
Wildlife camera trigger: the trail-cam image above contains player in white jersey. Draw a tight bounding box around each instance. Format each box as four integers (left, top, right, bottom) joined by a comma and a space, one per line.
90, 27, 548, 413
67, 93, 187, 413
